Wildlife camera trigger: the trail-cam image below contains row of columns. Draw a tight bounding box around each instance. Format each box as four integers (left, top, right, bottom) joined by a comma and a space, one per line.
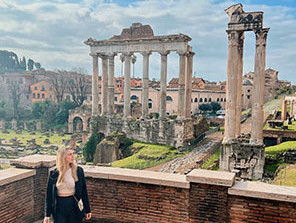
91, 51, 194, 120
224, 28, 269, 145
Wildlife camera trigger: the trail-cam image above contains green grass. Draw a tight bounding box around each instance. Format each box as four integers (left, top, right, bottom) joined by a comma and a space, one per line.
201, 148, 220, 170
0, 130, 71, 146
265, 141, 296, 156
264, 121, 296, 131
111, 142, 184, 169
273, 165, 296, 187
0, 164, 11, 171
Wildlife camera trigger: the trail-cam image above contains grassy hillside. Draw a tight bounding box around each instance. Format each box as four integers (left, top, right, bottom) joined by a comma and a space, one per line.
111, 142, 185, 169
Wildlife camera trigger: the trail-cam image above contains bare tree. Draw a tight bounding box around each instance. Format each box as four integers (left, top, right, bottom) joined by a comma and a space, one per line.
47, 72, 67, 103
67, 75, 89, 106
7, 80, 23, 119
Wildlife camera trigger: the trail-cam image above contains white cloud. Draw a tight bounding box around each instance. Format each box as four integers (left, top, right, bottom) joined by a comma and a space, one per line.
0, 0, 295, 83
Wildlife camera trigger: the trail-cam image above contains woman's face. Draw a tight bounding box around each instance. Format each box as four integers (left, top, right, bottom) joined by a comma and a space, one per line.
65, 149, 75, 165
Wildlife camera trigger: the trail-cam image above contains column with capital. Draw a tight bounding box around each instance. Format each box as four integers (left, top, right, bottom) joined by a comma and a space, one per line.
141, 51, 151, 119
185, 52, 194, 119
100, 54, 108, 116
223, 30, 241, 143
107, 53, 116, 117
159, 51, 169, 120
250, 28, 269, 145
91, 54, 99, 117
123, 53, 132, 119
177, 51, 186, 119
236, 31, 244, 137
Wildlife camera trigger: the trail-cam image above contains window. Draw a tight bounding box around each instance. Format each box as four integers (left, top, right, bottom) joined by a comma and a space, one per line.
204, 98, 207, 102
199, 98, 203, 102
33, 93, 36, 99
114, 97, 117, 102
194, 98, 198, 103
148, 99, 152, 109
247, 89, 251, 93
166, 96, 173, 101
247, 95, 250, 99
209, 98, 212, 102
42, 93, 45, 98
217, 98, 220, 102
131, 95, 137, 100
37, 93, 40, 99
34, 86, 38, 90
41, 84, 45, 91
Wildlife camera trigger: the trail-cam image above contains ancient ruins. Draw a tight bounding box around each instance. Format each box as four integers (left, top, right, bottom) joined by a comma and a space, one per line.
220, 4, 269, 180
84, 23, 195, 147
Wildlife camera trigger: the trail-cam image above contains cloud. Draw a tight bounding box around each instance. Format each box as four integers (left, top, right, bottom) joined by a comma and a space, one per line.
0, 0, 295, 84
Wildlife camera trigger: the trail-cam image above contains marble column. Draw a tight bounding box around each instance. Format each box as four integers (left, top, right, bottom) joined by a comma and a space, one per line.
123, 53, 132, 119
236, 31, 244, 137
250, 28, 269, 145
100, 54, 108, 116
281, 97, 287, 120
291, 100, 294, 117
185, 52, 194, 119
107, 53, 116, 117
91, 54, 99, 117
141, 51, 151, 119
159, 51, 169, 120
177, 52, 186, 119
223, 30, 241, 143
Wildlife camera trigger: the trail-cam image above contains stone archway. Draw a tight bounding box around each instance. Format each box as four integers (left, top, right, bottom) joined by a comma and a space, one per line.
68, 106, 92, 133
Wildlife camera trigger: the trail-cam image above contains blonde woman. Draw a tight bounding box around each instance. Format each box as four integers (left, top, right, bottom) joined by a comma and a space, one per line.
43, 146, 91, 223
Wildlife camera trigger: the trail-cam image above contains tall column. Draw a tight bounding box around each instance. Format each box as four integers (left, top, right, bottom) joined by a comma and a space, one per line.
291, 100, 294, 117
159, 51, 169, 120
281, 97, 287, 120
236, 31, 244, 136
123, 53, 132, 119
107, 53, 116, 117
177, 52, 186, 119
250, 28, 269, 145
223, 30, 241, 143
100, 54, 108, 116
91, 54, 99, 117
141, 51, 151, 119
185, 52, 194, 119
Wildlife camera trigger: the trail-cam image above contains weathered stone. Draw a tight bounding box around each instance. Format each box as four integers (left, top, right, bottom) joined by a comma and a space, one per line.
93, 137, 122, 164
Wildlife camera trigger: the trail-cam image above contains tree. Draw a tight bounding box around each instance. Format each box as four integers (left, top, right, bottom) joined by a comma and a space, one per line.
19, 56, 26, 71
47, 73, 67, 103
199, 104, 212, 113
131, 54, 137, 78
34, 62, 41, 70
0, 100, 6, 119
120, 54, 125, 76
0, 50, 20, 74
7, 80, 23, 119
27, 59, 34, 71
67, 75, 89, 106
55, 100, 77, 124
210, 102, 222, 113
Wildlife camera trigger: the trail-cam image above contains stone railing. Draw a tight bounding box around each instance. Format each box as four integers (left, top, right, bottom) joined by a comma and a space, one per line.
0, 155, 296, 223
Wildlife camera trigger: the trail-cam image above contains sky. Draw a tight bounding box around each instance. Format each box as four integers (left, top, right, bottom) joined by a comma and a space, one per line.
0, 0, 295, 83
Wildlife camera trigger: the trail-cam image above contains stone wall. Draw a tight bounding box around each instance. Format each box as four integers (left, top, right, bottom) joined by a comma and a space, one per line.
1, 155, 296, 223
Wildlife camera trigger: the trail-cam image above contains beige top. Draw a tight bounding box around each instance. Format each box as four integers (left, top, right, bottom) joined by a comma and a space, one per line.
57, 168, 75, 196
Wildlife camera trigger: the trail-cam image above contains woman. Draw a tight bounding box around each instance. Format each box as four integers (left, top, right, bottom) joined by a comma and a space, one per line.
43, 146, 92, 223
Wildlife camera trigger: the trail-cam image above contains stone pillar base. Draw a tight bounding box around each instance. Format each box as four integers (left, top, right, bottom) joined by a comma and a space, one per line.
220, 141, 265, 180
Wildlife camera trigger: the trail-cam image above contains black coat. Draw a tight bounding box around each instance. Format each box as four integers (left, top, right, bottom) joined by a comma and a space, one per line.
45, 166, 91, 219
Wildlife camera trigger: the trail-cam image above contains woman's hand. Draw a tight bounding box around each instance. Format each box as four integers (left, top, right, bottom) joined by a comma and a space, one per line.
43, 217, 50, 223
85, 212, 92, 220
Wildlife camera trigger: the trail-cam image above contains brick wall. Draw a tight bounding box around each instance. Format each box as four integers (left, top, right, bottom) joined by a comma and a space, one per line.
0, 169, 35, 223
1, 155, 296, 223
87, 178, 189, 223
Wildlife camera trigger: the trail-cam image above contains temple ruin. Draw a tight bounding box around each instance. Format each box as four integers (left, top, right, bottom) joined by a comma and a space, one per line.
85, 23, 195, 147
220, 4, 270, 180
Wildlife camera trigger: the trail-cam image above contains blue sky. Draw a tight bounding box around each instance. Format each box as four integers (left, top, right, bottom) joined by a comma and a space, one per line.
0, 0, 295, 83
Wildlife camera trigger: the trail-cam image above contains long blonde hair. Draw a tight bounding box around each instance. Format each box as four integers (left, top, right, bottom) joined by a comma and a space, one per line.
56, 146, 78, 187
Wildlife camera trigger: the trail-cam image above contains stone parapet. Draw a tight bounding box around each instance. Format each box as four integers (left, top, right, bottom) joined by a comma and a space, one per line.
0, 168, 36, 186
84, 165, 189, 189
10, 154, 56, 169
187, 169, 235, 187
229, 181, 296, 203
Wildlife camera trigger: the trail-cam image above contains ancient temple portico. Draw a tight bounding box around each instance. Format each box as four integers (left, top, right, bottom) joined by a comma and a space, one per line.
220, 4, 270, 180
281, 95, 296, 120
85, 23, 195, 147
